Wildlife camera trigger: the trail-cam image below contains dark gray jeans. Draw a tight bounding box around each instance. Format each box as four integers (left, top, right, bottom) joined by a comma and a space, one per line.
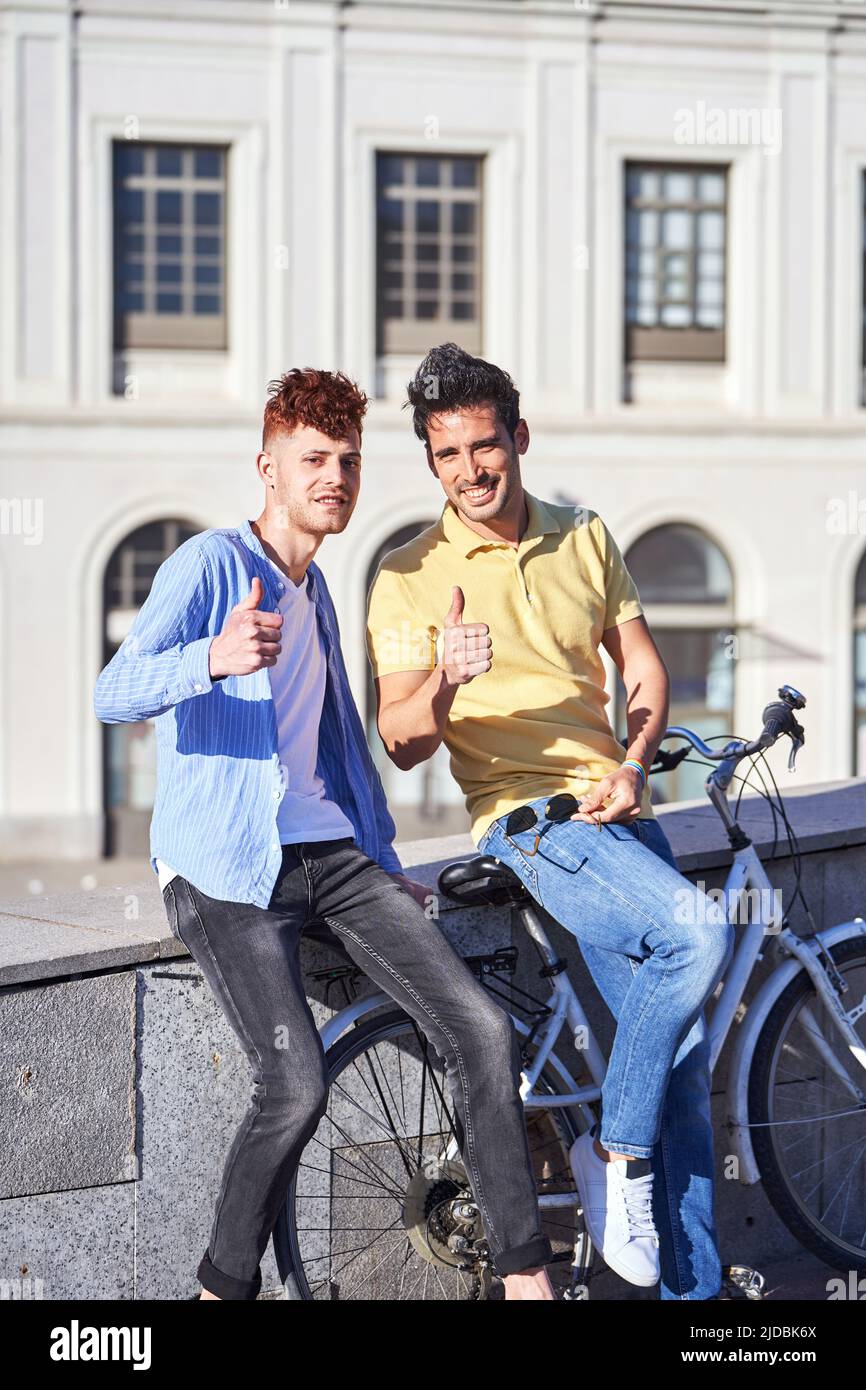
162, 837, 552, 1298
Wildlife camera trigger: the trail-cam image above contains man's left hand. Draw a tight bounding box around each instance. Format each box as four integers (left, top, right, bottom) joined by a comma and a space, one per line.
570, 767, 644, 826
390, 872, 432, 909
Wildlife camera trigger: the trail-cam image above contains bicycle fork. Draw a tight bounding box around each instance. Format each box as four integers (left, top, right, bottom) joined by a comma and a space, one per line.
777, 930, 866, 1098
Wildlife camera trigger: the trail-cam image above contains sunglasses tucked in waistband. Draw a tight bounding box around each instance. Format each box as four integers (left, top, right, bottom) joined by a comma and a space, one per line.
503, 792, 603, 855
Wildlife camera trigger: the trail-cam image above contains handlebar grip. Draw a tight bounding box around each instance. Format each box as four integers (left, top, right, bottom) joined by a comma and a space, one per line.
760, 700, 794, 743
651, 745, 691, 773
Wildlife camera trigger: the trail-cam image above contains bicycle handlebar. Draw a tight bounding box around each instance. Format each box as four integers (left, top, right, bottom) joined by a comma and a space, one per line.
653, 684, 807, 775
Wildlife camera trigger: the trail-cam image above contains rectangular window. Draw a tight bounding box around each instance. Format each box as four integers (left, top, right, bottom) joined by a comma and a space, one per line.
624, 162, 727, 363
113, 142, 228, 350
376, 153, 483, 355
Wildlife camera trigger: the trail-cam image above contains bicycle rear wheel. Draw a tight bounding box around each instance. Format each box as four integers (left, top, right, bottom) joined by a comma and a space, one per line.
274, 1009, 589, 1300
748, 935, 866, 1271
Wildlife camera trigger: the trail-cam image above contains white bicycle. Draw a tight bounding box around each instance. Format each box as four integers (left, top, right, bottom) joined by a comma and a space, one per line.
274, 684, 866, 1299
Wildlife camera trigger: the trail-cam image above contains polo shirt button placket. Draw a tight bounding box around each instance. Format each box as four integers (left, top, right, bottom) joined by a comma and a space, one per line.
515, 553, 532, 606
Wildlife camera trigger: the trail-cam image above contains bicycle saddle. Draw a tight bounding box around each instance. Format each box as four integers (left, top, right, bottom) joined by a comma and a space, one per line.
438, 856, 528, 907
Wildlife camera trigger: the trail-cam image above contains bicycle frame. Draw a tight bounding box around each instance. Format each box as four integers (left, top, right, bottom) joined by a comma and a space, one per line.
298, 694, 866, 1284
317, 714, 866, 1203
318, 842, 866, 1211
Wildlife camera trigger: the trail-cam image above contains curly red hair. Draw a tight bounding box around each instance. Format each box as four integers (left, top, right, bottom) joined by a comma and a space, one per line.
262, 368, 369, 449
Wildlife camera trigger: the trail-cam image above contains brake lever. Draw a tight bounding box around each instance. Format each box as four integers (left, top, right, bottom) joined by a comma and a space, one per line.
787, 720, 805, 772
788, 733, 806, 771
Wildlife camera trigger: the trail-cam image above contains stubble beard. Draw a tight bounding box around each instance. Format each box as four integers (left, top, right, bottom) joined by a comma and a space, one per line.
453, 467, 516, 524
274, 493, 353, 539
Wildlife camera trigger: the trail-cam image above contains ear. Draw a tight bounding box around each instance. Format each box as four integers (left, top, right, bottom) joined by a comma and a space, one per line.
426, 447, 438, 478
256, 450, 274, 486
514, 419, 530, 455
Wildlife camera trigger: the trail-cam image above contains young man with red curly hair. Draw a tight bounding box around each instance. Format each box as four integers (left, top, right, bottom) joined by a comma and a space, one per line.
94, 368, 554, 1303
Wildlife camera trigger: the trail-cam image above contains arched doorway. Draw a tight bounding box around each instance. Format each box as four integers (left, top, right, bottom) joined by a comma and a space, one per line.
102, 518, 199, 855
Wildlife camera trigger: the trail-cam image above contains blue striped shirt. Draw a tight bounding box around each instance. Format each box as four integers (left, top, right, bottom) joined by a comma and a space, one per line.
94, 518, 403, 907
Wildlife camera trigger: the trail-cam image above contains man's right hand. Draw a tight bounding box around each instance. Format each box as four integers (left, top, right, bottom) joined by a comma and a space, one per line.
208, 576, 282, 678
440, 585, 492, 687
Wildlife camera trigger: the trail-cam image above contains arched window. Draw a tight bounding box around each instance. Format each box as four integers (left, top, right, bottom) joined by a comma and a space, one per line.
618, 523, 735, 804
102, 518, 199, 855
364, 523, 468, 841
854, 550, 866, 774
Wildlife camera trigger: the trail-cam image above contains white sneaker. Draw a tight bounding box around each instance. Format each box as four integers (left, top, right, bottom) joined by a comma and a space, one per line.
570, 1127, 660, 1287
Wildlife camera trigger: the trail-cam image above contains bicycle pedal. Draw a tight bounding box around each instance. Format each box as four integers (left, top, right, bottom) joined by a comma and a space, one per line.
718, 1264, 766, 1300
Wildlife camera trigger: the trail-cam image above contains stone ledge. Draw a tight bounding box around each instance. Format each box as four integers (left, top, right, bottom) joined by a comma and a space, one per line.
1, 778, 864, 987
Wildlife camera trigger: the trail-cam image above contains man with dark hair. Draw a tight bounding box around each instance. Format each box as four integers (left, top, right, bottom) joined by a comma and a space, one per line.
94, 366, 555, 1302
366, 343, 735, 1300
408, 340, 522, 441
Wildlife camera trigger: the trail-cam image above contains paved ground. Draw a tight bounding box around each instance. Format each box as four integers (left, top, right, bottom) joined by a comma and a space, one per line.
0, 856, 150, 901
588, 1249, 839, 1301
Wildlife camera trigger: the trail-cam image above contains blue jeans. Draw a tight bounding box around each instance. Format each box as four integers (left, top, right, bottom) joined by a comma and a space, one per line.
478, 799, 735, 1300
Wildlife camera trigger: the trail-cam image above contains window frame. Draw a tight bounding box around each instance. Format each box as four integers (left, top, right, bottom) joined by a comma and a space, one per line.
375, 150, 485, 357
112, 140, 229, 352
624, 159, 728, 364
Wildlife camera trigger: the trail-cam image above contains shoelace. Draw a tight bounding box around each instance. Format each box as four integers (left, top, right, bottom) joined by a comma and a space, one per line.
621, 1171, 658, 1240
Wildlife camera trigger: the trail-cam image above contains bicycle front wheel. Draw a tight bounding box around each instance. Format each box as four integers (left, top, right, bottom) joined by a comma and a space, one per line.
273, 1009, 589, 1300
748, 935, 866, 1271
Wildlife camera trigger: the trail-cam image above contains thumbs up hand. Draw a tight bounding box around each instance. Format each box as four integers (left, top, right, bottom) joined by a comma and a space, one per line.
441, 586, 492, 687
208, 575, 283, 678
236, 576, 266, 612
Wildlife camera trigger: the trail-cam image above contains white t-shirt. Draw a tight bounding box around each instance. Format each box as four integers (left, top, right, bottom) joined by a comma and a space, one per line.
267, 558, 354, 843
156, 556, 353, 894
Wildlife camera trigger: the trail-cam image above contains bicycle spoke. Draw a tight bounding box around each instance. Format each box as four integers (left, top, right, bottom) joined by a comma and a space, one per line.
316, 1120, 406, 1200
758, 953, 866, 1262
334, 1225, 419, 1298
416, 1044, 428, 1171
354, 1035, 417, 1163
806, 1139, 866, 1217
330, 1068, 415, 1177
409, 1020, 458, 1147
288, 1014, 583, 1299
297, 1159, 395, 1193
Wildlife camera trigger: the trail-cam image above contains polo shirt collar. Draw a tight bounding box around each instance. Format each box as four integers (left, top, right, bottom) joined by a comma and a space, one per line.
439, 489, 561, 557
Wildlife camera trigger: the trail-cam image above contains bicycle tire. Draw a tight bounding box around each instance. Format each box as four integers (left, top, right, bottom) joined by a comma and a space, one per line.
748, 934, 866, 1272
274, 1007, 590, 1300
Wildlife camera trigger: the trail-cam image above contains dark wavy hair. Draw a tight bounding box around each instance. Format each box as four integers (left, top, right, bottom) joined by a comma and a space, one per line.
262, 368, 369, 449
404, 342, 521, 445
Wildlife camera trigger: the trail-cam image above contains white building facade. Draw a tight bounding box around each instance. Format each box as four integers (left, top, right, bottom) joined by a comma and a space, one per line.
2, 0, 866, 857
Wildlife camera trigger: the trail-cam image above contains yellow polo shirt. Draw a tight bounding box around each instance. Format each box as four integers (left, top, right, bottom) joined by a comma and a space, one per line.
365, 491, 655, 845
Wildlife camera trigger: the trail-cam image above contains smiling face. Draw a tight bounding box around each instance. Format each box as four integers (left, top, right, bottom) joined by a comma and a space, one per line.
424, 404, 529, 528
258, 423, 362, 539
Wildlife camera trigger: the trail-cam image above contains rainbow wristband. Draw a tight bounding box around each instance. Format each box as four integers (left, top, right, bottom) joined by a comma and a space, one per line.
622, 758, 647, 786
